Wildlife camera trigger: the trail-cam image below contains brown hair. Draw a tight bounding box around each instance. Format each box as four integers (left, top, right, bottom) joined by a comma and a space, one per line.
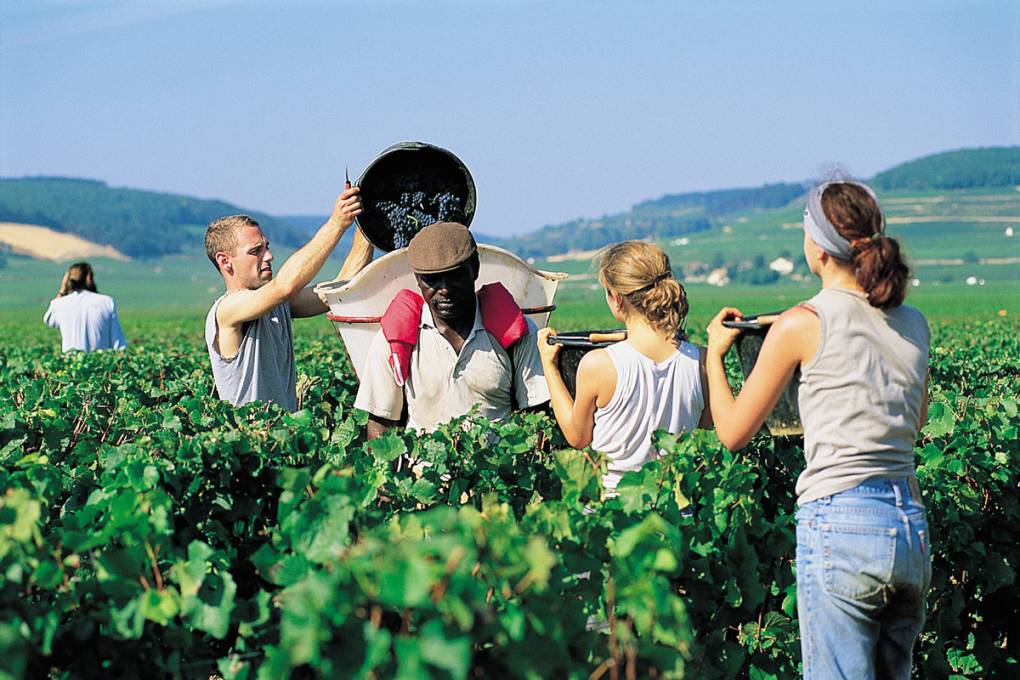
598, 241, 688, 342
61, 262, 98, 296
204, 215, 260, 272
821, 183, 909, 309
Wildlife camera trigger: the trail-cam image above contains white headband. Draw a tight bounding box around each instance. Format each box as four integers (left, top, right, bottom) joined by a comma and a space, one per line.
803, 181, 881, 260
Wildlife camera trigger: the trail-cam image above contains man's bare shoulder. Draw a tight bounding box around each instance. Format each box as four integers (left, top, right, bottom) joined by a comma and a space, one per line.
216, 288, 262, 327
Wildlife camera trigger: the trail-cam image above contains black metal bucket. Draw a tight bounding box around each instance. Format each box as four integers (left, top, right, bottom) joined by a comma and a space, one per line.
722, 312, 803, 436
355, 141, 477, 252
546, 330, 626, 398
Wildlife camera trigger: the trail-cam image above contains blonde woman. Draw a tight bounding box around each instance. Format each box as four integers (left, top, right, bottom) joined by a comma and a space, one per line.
538, 241, 711, 493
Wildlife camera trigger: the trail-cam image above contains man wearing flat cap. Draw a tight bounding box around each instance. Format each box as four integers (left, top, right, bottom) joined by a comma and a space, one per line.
354, 222, 550, 438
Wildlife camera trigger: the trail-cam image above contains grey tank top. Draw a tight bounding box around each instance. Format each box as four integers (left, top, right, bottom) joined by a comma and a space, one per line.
795, 288, 930, 505
205, 294, 298, 412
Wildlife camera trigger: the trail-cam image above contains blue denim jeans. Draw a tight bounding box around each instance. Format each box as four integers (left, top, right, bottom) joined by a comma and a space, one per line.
795, 477, 931, 680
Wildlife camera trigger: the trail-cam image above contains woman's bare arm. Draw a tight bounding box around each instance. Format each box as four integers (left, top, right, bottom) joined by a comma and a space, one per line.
537, 329, 613, 449
705, 306, 818, 450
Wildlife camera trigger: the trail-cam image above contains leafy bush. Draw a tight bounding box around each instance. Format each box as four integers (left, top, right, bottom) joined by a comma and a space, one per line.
0, 319, 1016, 678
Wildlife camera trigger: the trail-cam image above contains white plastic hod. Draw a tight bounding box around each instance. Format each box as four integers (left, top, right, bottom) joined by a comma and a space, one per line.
314, 244, 568, 379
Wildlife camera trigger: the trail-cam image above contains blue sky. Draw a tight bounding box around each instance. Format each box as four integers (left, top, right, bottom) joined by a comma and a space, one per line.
1, 0, 1017, 236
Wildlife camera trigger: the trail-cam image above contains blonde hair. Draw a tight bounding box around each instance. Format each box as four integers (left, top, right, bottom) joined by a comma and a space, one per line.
204, 214, 260, 272
598, 241, 688, 342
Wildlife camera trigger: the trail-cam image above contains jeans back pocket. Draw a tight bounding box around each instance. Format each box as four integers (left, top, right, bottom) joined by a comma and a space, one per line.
822, 522, 897, 603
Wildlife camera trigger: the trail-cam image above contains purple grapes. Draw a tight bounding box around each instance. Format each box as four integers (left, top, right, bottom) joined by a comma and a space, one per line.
377, 191, 464, 249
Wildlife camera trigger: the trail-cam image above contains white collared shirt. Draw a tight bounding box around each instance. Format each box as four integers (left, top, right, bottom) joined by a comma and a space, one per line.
43, 291, 127, 352
354, 299, 549, 431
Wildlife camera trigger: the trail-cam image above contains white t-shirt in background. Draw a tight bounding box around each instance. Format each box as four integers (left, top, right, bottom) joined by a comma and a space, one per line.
43, 290, 128, 352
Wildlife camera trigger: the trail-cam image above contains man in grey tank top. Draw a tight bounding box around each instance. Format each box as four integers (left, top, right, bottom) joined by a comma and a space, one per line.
204, 179, 371, 411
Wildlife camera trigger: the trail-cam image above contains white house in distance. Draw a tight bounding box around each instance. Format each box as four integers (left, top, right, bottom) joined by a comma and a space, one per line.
769, 256, 795, 276
706, 267, 730, 286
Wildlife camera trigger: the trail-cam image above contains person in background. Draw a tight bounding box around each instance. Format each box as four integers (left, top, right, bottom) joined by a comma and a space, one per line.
705, 181, 930, 679
538, 241, 711, 494
354, 221, 550, 438
44, 261, 128, 352
204, 177, 371, 412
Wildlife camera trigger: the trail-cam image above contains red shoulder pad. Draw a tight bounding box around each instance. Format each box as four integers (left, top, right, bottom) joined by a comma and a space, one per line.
380, 289, 424, 386
478, 282, 528, 350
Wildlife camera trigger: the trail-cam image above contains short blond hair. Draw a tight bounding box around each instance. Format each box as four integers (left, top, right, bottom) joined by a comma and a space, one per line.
598, 240, 689, 342
205, 215, 259, 272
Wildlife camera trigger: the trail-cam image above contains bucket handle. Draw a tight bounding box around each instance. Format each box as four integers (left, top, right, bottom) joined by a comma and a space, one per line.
328, 304, 556, 324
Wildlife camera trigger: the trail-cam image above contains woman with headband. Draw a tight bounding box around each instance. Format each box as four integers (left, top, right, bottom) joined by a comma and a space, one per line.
705, 181, 931, 678
538, 240, 711, 495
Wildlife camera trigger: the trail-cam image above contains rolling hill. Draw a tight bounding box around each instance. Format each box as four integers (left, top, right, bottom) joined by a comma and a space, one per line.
0, 147, 1016, 317
872, 147, 1020, 191
0, 177, 306, 258
1, 147, 1016, 279
505, 147, 1019, 260
537, 185, 1019, 299
494, 183, 809, 260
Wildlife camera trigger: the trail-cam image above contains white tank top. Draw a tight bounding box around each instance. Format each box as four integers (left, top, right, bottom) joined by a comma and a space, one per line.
591, 340, 705, 492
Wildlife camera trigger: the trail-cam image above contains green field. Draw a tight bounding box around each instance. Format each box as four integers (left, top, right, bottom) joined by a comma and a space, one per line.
1, 312, 1016, 678
4, 276, 1016, 360
537, 186, 1020, 287
1, 182, 1017, 677
549, 280, 1019, 331
2, 253, 1016, 350
3, 184, 1016, 340
1, 190, 1017, 676
0, 248, 313, 314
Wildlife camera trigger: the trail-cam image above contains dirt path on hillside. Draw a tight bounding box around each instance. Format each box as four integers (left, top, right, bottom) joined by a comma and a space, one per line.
0, 223, 129, 261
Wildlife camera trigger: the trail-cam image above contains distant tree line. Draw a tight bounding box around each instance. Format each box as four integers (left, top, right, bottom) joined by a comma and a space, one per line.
506, 145, 1018, 261
504, 183, 806, 260
0, 177, 306, 258
505, 214, 712, 260
633, 182, 808, 217
2, 147, 1012, 262
871, 147, 1020, 191
0, 202, 65, 231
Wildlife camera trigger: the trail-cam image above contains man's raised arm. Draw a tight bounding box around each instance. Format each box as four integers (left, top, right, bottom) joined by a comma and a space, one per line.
291, 225, 376, 318
219, 185, 362, 326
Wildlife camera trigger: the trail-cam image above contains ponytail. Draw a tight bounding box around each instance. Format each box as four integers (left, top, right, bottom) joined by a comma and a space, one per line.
848, 235, 909, 309
636, 276, 689, 341
598, 241, 689, 341
821, 184, 909, 309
